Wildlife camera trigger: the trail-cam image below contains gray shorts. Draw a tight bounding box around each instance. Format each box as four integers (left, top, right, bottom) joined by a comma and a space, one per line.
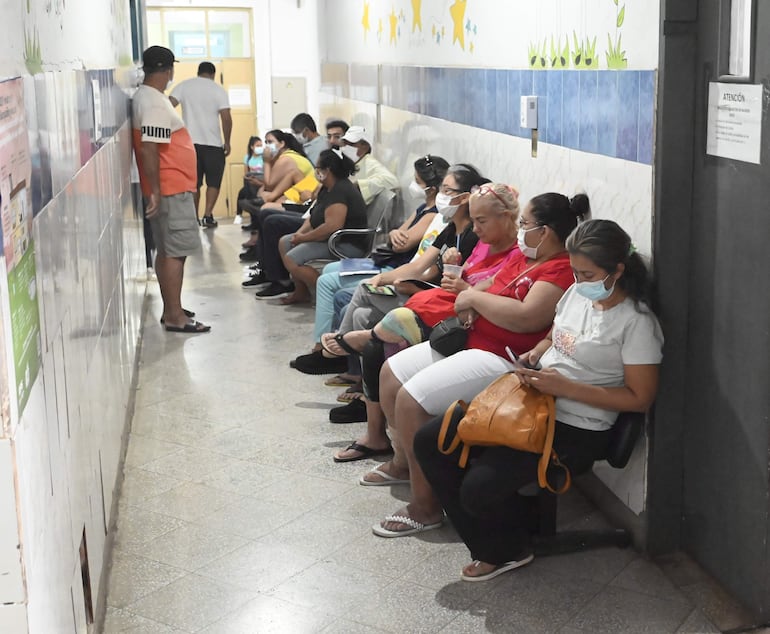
150, 192, 201, 258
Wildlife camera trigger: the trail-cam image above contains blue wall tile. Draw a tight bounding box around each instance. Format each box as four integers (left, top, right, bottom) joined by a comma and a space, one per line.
533, 71, 548, 142
546, 71, 563, 146
481, 70, 497, 131
562, 71, 580, 149
494, 70, 509, 135
578, 71, 598, 154
425, 67, 444, 118
444, 67, 465, 124
597, 72, 618, 157
466, 69, 485, 128
617, 71, 640, 161
506, 70, 521, 137
638, 71, 655, 165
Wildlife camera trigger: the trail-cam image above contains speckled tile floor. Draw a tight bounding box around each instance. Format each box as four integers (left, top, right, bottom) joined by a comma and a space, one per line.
101, 223, 738, 633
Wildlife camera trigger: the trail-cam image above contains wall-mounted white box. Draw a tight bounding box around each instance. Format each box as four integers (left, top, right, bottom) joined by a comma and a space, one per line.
520, 95, 538, 129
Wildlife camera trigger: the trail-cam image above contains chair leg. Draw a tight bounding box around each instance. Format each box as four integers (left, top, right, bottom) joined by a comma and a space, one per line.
532, 489, 632, 557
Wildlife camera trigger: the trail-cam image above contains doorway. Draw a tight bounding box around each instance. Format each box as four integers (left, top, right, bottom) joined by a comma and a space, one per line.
146, 7, 258, 218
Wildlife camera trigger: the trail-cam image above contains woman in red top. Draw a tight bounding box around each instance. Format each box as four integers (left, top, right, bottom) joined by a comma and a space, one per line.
367, 192, 589, 537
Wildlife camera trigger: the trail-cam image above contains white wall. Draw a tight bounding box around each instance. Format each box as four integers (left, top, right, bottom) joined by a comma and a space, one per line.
0, 0, 144, 631
148, 0, 323, 134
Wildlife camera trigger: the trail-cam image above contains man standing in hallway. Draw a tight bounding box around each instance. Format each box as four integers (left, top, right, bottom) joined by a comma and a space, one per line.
133, 45, 210, 333
290, 112, 327, 166
340, 125, 399, 205
170, 61, 232, 228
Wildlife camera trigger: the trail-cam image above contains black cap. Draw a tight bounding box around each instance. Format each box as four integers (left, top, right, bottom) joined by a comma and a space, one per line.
142, 46, 177, 71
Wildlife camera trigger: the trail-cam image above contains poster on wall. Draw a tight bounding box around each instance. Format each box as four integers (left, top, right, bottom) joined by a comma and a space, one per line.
706, 82, 763, 164
0, 77, 42, 417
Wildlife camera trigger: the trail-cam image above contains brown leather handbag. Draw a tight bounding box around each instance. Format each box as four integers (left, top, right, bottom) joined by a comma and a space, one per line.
437, 372, 571, 493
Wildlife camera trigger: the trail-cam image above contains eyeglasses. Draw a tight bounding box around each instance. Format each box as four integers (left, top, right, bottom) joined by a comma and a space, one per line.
471, 184, 517, 206
518, 218, 543, 229
439, 184, 465, 196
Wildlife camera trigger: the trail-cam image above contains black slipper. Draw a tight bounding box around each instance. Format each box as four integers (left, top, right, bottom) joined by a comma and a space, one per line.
159, 309, 195, 324
320, 332, 359, 357
333, 441, 393, 463
164, 320, 210, 333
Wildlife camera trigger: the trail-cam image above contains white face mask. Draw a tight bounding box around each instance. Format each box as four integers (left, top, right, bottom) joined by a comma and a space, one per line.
517, 225, 545, 259
265, 142, 279, 157
340, 145, 360, 163
436, 192, 460, 220
408, 180, 428, 200
293, 131, 306, 144
252, 145, 264, 155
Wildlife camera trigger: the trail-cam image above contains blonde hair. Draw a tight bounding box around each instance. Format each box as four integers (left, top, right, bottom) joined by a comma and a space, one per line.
470, 183, 520, 221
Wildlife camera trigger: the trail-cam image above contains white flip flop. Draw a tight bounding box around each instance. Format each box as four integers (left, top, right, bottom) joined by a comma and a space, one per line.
371, 514, 444, 538
460, 555, 535, 582
359, 465, 410, 486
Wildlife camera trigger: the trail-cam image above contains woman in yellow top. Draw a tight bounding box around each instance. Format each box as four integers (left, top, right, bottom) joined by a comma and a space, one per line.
256, 129, 319, 205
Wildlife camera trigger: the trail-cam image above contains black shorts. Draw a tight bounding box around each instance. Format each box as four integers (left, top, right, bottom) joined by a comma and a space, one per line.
194, 144, 225, 188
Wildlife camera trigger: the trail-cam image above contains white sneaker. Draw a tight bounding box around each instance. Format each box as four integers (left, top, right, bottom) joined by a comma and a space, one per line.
233, 215, 243, 225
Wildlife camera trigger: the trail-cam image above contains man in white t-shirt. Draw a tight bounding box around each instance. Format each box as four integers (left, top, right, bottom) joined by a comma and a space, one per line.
170, 62, 232, 228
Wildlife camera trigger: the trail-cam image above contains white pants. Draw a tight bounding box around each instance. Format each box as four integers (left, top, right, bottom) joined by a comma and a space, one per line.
387, 341, 516, 415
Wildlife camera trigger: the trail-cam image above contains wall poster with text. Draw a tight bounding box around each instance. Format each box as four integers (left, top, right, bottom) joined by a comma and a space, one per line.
0, 77, 41, 422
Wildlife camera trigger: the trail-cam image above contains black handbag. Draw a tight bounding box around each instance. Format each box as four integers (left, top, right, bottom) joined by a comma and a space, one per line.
428, 316, 468, 357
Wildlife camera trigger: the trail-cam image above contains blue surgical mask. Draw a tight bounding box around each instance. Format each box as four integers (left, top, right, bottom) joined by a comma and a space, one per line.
252, 145, 264, 155
574, 274, 615, 301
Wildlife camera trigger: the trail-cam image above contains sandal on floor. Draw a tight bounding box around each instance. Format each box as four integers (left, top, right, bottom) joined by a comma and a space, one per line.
336, 385, 363, 403
320, 332, 359, 358
460, 555, 534, 582
359, 464, 410, 486
324, 374, 358, 387
333, 441, 393, 463
372, 513, 444, 538
164, 319, 210, 333
159, 309, 195, 324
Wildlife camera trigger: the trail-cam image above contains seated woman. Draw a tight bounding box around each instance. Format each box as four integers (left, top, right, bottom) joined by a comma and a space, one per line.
255, 148, 368, 303
320, 164, 488, 348
239, 130, 319, 257
331, 183, 521, 461
368, 192, 587, 534
290, 155, 450, 374
414, 219, 663, 580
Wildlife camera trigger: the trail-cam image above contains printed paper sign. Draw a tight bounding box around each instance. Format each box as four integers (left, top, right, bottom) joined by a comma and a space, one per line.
706, 82, 763, 164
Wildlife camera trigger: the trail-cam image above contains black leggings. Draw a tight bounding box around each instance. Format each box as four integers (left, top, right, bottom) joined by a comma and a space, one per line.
414, 413, 611, 564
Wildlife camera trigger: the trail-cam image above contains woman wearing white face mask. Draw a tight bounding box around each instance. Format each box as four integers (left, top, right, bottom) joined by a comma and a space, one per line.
290, 155, 449, 375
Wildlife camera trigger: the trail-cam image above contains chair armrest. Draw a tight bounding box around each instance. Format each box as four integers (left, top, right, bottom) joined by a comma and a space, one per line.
327, 228, 378, 259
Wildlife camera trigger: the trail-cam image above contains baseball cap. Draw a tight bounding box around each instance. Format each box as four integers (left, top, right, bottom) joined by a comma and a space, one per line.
142, 46, 177, 71
341, 125, 372, 146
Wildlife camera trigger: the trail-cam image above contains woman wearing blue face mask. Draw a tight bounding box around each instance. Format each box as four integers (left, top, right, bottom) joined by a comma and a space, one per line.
412, 219, 663, 581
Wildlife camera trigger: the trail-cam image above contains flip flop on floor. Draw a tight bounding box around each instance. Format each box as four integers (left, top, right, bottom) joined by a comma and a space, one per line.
460, 555, 534, 582
333, 441, 393, 463
372, 513, 444, 538
164, 320, 211, 333
320, 332, 359, 358
359, 465, 410, 486
324, 374, 358, 387
159, 309, 195, 324
337, 386, 363, 403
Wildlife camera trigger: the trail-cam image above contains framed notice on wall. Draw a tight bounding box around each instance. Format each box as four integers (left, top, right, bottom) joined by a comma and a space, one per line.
706, 82, 763, 164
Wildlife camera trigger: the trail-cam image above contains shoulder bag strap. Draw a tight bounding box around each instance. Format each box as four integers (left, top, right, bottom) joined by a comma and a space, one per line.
537, 395, 571, 494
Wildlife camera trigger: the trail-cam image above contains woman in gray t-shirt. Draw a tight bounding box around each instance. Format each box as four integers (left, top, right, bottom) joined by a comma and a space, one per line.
415, 219, 663, 582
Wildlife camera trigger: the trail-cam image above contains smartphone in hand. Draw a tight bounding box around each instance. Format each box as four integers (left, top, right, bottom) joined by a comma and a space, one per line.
505, 346, 541, 370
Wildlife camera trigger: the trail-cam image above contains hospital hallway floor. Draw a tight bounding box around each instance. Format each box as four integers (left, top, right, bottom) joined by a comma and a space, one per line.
101, 222, 749, 633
